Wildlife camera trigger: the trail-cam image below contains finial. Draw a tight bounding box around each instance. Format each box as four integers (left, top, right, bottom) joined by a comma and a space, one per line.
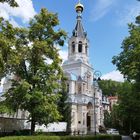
75, 0, 84, 13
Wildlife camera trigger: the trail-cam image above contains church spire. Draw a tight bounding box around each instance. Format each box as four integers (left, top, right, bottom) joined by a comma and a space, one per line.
73, 1, 87, 38
65, 0, 89, 64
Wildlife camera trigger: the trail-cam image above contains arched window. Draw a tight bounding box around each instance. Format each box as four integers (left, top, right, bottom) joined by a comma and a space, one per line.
72, 42, 75, 53
78, 84, 81, 93
78, 41, 82, 53
67, 83, 69, 92
85, 44, 88, 54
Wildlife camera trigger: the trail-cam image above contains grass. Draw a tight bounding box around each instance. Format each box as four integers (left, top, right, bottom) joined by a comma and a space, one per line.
0, 135, 122, 140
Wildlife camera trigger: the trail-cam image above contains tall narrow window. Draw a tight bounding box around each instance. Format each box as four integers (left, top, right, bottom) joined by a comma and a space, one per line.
83, 83, 85, 92
72, 112, 75, 125
67, 83, 69, 92
85, 44, 88, 54
72, 42, 75, 53
78, 41, 82, 53
78, 84, 81, 93
83, 113, 85, 125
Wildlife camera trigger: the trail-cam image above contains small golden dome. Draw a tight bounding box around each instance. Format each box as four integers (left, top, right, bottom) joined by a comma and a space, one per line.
75, 2, 84, 13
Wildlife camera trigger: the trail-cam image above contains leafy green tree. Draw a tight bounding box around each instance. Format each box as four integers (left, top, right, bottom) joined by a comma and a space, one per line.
117, 82, 140, 133
103, 80, 140, 133
104, 110, 112, 128
1, 8, 67, 134
0, 0, 18, 78
0, 0, 18, 7
98, 80, 122, 96
0, 17, 20, 79
112, 15, 140, 133
107, 81, 140, 133
112, 16, 140, 82
104, 106, 121, 130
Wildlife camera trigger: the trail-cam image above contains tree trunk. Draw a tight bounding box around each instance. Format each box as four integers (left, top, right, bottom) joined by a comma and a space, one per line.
31, 117, 35, 135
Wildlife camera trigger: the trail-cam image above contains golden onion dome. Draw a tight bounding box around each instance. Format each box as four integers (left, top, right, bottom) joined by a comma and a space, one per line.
75, 2, 84, 13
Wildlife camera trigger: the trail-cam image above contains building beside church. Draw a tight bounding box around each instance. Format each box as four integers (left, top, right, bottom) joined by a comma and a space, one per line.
62, 1, 104, 134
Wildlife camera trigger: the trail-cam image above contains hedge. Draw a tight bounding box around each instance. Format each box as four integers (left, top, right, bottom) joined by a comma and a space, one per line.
0, 135, 122, 140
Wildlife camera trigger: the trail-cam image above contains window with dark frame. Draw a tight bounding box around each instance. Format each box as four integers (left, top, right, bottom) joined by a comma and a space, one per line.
72, 42, 75, 53
78, 41, 82, 53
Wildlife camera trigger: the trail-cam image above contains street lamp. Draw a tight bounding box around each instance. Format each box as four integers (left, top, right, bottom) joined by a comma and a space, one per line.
93, 71, 101, 136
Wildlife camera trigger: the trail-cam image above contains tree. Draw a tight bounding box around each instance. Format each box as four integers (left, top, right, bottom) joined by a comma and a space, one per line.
112, 15, 140, 82
1, 8, 67, 134
98, 80, 122, 96
0, 17, 19, 79
117, 82, 140, 133
0, 0, 18, 79
0, 0, 18, 7
104, 110, 112, 128
112, 15, 140, 133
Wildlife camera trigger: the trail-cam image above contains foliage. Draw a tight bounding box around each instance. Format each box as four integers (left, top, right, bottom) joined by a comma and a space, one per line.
104, 110, 112, 128
0, 0, 18, 7
98, 80, 122, 96
0, 8, 67, 134
0, 101, 13, 114
104, 81, 140, 133
0, 135, 122, 140
112, 15, 140, 133
112, 15, 140, 82
117, 82, 140, 133
57, 76, 71, 132
0, 17, 19, 79
104, 105, 120, 130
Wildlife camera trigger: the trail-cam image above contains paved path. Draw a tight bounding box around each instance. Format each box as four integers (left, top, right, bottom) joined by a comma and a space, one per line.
122, 136, 132, 140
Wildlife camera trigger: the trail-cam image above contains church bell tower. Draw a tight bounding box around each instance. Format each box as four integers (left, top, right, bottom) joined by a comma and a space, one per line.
62, 1, 102, 135
68, 1, 89, 64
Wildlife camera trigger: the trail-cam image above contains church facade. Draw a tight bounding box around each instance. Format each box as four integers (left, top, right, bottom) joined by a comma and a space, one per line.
62, 2, 103, 134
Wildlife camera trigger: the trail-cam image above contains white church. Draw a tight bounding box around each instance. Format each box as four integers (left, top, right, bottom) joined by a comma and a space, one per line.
62, 1, 104, 134
0, 1, 107, 135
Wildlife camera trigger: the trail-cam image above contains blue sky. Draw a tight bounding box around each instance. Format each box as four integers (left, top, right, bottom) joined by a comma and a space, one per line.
0, 0, 140, 83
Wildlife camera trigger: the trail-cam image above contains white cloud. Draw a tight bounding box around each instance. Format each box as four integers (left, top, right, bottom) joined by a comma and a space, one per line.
54, 44, 68, 63
0, 0, 36, 26
90, 0, 116, 21
59, 49, 68, 62
101, 70, 124, 82
117, 3, 140, 26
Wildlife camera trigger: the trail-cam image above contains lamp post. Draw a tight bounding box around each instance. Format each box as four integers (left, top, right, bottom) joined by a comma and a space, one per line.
93, 71, 101, 136
93, 87, 96, 135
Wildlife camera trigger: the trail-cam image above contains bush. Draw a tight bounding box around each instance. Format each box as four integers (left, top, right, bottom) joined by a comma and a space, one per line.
14, 130, 31, 136
0, 135, 122, 140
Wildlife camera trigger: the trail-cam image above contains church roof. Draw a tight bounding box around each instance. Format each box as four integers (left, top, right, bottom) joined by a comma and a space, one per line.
72, 17, 87, 38
75, 17, 85, 37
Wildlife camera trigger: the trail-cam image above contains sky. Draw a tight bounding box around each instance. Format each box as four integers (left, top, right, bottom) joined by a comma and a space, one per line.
0, 0, 140, 85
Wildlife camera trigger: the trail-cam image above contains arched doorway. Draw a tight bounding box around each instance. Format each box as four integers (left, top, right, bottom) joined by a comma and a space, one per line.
87, 102, 93, 132
87, 113, 91, 131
